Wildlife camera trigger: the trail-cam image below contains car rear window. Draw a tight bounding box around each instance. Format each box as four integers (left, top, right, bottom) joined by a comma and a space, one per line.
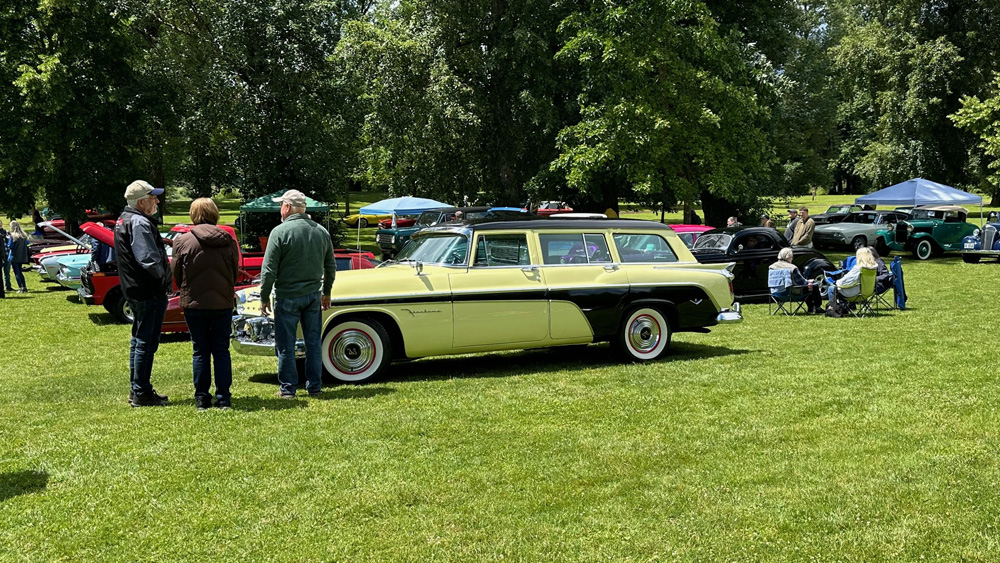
613, 233, 679, 263
473, 234, 530, 266
539, 233, 612, 264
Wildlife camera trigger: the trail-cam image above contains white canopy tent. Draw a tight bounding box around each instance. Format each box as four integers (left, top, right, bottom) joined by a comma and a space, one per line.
354, 196, 450, 249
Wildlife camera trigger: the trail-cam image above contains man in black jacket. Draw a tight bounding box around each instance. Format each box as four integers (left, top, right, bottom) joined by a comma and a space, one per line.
114, 180, 172, 407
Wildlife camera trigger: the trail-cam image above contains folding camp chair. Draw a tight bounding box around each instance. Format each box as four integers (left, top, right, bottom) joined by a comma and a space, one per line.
839, 267, 877, 317
768, 268, 809, 316
890, 256, 907, 310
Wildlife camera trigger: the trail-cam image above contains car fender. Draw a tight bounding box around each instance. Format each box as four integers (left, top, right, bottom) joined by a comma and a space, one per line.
622, 298, 679, 330
800, 257, 835, 280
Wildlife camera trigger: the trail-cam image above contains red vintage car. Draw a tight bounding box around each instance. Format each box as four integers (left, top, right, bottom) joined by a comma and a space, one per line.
536, 201, 574, 216
376, 215, 418, 229
78, 220, 380, 329
667, 224, 714, 248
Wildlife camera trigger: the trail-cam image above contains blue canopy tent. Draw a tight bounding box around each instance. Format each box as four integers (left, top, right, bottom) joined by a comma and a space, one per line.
355, 196, 450, 248
855, 177, 982, 205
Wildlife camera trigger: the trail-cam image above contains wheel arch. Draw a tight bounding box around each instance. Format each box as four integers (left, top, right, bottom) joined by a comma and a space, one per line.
324, 310, 407, 360
620, 298, 679, 332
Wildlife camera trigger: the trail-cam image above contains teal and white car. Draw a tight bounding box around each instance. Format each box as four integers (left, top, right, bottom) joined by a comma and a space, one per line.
813, 210, 910, 253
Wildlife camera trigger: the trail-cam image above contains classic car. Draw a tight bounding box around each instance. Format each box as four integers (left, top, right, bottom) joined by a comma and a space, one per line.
55, 256, 91, 290
342, 212, 392, 228
32, 221, 98, 280
813, 210, 910, 252
536, 201, 574, 217
376, 206, 490, 259
377, 215, 419, 229
878, 205, 978, 260
811, 204, 864, 225
960, 222, 1000, 263
668, 224, 714, 248
689, 226, 835, 300
233, 219, 743, 383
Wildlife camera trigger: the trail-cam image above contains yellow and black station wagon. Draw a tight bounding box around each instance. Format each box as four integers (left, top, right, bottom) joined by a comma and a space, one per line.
233, 219, 743, 383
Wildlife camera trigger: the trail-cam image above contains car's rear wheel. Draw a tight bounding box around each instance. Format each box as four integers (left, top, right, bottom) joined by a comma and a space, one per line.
613, 307, 671, 362
963, 254, 981, 264
322, 318, 392, 383
913, 239, 934, 260
358, 217, 368, 228
851, 235, 867, 250
104, 290, 133, 324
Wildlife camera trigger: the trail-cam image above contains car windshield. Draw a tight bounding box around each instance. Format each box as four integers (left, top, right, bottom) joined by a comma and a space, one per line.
691, 233, 733, 251
415, 211, 443, 227
826, 205, 853, 214
910, 209, 943, 220
395, 233, 469, 265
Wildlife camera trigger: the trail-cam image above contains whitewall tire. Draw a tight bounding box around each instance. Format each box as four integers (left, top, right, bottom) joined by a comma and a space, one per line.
322, 319, 392, 383
614, 307, 671, 362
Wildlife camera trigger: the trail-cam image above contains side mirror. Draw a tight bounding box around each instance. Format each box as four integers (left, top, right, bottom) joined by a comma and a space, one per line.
735, 244, 744, 253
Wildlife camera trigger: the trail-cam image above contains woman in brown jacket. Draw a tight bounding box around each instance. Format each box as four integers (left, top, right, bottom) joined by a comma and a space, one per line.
171, 198, 240, 410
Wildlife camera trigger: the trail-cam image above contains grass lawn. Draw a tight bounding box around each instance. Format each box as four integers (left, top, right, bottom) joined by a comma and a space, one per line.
2, 242, 999, 561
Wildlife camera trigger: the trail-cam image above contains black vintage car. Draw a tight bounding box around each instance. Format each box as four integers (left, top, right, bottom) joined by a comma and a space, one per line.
689, 227, 835, 300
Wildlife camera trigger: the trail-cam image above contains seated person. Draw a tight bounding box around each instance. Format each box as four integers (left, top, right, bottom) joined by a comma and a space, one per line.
768, 247, 822, 314
827, 246, 878, 304
868, 246, 892, 293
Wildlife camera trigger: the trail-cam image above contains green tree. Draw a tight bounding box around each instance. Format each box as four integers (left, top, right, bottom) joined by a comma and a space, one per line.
951, 74, 1000, 205
553, 0, 777, 225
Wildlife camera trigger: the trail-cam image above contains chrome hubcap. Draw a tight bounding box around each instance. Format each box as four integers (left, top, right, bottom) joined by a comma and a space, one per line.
331, 329, 375, 374
628, 315, 661, 353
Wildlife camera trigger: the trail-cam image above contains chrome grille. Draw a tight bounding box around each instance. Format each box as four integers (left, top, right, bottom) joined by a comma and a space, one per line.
984, 224, 997, 251
895, 223, 908, 245
376, 233, 392, 245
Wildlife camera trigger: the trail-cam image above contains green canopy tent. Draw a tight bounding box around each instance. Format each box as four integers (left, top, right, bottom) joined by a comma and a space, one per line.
238, 191, 333, 250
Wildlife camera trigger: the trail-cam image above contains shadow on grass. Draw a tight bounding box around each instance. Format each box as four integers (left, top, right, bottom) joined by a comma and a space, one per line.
247, 373, 395, 400
88, 311, 122, 326
171, 396, 308, 411
379, 341, 749, 384
0, 470, 48, 503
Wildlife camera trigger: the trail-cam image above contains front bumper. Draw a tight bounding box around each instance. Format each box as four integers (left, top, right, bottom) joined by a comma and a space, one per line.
77, 286, 96, 305
231, 315, 305, 358
716, 302, 743, 323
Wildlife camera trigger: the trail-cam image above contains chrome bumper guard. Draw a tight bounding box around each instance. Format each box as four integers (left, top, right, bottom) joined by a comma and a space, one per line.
716, 302, 743, 324
231, 315, 306, 358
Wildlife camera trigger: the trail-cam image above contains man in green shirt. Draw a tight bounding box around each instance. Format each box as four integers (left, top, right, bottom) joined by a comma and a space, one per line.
259, 189, 336, 398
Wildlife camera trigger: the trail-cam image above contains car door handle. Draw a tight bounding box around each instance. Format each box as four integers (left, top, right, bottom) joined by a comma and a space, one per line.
603, 264, 619, 271
521, 266, 539, 273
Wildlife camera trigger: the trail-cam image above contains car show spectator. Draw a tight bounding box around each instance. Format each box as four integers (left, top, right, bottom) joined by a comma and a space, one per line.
768, 247, 823, 314
0, 219, 9, 297
7, 220, 30, 293
258, 189, 336, 399
115, 180, 172, 407
171, 198, 240, 411
790, 207, 815, 247
727, 216, 741, 227
869, 246, 892, 294
827, 246, 878, 304
760, 214, 775, 228
783, 209, 799, 241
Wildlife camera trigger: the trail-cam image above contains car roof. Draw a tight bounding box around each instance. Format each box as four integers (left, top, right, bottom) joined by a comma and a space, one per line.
421, 218, 675, 233
422, 206, 491, 214
913, 205, 968, 213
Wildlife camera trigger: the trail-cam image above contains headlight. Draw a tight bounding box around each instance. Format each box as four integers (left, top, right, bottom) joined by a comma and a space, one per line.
391, 235, 397, 244
973, 228, 981, 237
906, 223, 914, 233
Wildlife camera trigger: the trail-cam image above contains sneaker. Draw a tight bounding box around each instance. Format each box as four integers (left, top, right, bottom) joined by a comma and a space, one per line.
195, 396, 213, 411
130, 391, 169, 407
214, 397, 231, 410
308, 390, 322, 398
276, 390, 296, 400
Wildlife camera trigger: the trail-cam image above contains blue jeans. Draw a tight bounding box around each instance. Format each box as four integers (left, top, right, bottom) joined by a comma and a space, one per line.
11, 262, 26, 290
184, 308, 233, 401
129, 294, 168, 395
274, 292, 323, 395
1, 260, 11, 290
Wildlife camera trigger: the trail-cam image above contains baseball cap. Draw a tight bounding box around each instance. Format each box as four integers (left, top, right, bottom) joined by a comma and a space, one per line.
124, 180, 164, 200
272, 189, 307, 208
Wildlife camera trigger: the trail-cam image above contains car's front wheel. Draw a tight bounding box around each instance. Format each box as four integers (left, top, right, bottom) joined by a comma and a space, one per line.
613, 307, 671, 362
963, 254, 981, 264
875, 237, 890, 256
851, 235, 868, 250
358, 217, 369, 228
913, 239, 934, 260
322, 318, 392, 383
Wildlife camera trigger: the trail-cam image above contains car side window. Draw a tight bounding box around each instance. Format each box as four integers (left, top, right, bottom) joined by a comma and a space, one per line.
473, 234, 530, 267
612, 233, 679, 263
539, 233, 612, 264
